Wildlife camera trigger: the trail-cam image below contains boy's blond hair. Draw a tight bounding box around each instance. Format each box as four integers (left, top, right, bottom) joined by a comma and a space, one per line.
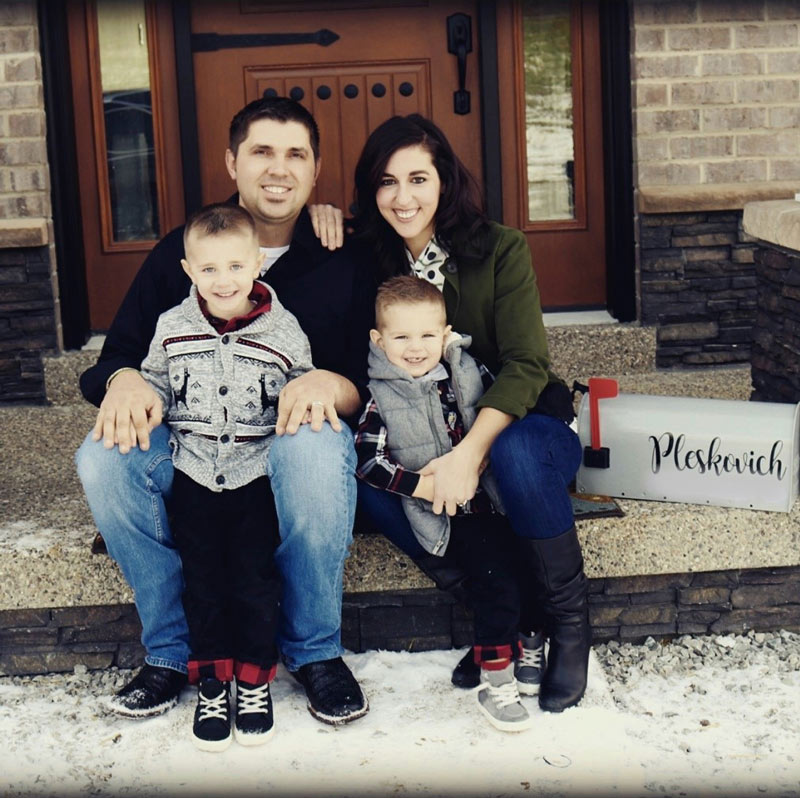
375, 275, 446, 328
183, 203, 256, 248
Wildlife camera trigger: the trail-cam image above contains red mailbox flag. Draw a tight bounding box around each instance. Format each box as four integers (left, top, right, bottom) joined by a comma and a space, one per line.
588, 377, 619, 450
582, 377, 619, 469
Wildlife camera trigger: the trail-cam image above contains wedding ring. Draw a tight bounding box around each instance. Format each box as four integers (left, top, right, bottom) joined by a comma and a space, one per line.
457, 501, 467, 509
311, 401, 324, 407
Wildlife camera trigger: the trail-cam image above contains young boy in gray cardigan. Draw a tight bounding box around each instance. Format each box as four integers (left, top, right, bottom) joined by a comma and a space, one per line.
355, 276, 537, 732
140, 204, 313, 752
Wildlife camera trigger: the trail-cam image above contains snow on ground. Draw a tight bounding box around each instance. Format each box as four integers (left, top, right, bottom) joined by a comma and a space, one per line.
1, 635, 799, 798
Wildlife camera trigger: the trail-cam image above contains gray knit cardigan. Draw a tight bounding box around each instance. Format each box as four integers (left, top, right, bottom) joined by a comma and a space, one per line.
140, 282, 313, 491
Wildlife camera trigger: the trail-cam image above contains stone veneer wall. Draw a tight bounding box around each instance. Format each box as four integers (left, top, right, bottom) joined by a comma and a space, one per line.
3, 567, 799, 676
751, 242, 800, 403
639, 209, 758, 366
0, 240, 57, 401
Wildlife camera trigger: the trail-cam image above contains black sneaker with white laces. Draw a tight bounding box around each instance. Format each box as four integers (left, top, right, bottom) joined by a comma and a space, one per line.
515, 631, 546, 696
106, 664, 187, 718
234, 680, 275, 746
192, 678, 232, 752
291, 657, 368, 725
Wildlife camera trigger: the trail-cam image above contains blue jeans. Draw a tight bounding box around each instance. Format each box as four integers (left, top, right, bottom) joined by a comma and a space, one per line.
358, 413, 583, 559
75, 422, 356, 673
490, 413, 582, 540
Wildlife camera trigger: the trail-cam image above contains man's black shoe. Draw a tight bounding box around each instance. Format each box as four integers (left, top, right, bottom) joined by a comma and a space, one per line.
451, 647, 480, 689
292, 657, 368, 725
106, 664, 188, 718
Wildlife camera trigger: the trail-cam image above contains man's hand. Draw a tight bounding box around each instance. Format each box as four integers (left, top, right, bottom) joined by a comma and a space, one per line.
419, 442, 483, 516
275, 370, 346, 436
308, 203, 344, 251
92, 370, 163, 453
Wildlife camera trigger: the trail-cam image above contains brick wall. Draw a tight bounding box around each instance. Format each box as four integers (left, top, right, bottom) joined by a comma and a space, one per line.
3, 568, 799, 676
632, 0, 800, 190
0, 1, 58, 402
0, 1, 48, 221
640, 209, 758, 366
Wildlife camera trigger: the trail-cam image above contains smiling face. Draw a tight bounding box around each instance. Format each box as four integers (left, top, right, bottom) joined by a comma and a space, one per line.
181, 228, 265, 320
375, 144, 442, 260
370, 299, 451, 378
225, 118, 320, 245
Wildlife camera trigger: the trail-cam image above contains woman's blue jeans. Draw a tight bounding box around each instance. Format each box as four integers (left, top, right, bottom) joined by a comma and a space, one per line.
75, 422, 356, 673
358, 413, 583, 560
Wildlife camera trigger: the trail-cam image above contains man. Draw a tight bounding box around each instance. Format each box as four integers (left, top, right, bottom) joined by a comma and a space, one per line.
76, 97, 374, 725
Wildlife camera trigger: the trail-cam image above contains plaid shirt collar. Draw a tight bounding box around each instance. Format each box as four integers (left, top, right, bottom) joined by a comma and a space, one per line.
198, 280, 272, 334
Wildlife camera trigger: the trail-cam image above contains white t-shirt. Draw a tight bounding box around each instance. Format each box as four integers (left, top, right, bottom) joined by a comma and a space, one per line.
260, 245, 291, 274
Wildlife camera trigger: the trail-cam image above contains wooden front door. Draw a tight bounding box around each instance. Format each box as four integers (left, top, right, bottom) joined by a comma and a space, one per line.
496, 0, 607, 310
66, 0, 185, 330
190, 1, 483, 213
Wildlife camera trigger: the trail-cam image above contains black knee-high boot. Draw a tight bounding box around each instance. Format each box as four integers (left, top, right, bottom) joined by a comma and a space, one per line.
520, 526, 591, 712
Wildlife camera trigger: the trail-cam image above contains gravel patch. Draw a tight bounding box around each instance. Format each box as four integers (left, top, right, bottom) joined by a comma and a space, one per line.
596, 629, 800, 683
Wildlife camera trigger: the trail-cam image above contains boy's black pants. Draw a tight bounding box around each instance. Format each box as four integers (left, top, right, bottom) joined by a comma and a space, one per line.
446, 512, 522, 661
171, 470, 281, 683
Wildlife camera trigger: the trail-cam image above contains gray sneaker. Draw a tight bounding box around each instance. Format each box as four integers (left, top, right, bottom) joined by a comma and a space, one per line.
476, 663, 532, 732
515, 631, 546, 696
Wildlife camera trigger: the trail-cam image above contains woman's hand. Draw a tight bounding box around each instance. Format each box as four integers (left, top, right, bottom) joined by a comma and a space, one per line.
419, 407, 515, 514
419, 442, 484, 516
308, 203, 344, 250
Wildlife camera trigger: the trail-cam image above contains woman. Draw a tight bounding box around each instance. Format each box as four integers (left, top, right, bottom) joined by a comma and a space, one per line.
352, 114, 587, 713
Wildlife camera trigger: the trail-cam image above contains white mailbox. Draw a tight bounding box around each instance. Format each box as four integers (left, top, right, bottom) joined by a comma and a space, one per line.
575, 380, 800, 512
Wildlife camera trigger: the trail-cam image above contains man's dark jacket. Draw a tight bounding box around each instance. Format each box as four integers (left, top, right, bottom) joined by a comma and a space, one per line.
80, 203, 376, 413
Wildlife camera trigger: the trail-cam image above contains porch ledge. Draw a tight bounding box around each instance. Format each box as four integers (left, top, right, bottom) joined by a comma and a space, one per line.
742, 199, 800, 252
0, 218, 49, 249
2, 497, 799, 613
637, 182, 798, 214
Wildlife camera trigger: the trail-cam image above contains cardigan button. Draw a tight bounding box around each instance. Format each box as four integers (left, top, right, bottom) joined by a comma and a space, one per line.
221, 335, 230, 344
220, 434, 230, 444
219, 385, 228, 396
216, 474, 225, 485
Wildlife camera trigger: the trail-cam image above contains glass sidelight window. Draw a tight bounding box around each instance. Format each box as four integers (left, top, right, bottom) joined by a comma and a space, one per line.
521, 0, 577, 223
95, 0, 159, 242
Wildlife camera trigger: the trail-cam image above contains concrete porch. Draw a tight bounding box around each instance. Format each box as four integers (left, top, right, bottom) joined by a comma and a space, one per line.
1, 322, 798, 676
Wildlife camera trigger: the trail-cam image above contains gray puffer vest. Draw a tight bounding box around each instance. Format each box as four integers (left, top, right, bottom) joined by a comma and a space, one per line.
367, 334, 505, 556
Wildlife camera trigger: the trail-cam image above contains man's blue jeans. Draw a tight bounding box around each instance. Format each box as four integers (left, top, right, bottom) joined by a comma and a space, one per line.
358, 413, 583, 559
75, 422, 356, 674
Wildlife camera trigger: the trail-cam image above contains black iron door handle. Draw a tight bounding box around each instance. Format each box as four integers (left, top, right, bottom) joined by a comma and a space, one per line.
447, 13, 472, 115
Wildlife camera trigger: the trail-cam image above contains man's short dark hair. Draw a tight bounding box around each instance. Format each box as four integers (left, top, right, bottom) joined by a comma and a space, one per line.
183, 203, 256, 248
229, 96, 320, 159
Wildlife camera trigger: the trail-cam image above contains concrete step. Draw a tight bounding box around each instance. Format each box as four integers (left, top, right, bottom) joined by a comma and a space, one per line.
4, 351, 798, 617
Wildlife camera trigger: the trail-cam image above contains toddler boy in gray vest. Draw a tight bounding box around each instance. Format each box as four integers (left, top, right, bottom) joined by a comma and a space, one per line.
355, 275, 538, 732
140, 204, 313, 751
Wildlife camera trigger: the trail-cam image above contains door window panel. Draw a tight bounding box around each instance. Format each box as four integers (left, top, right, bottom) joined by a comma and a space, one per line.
522, 0, 576, 223
96, 0, 159, 241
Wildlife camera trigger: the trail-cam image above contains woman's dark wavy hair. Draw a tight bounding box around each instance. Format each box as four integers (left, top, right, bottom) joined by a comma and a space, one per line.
352, 114, 487, 281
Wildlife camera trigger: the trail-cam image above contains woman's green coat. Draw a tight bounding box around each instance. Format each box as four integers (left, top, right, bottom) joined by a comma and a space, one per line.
442, 221, 565, 421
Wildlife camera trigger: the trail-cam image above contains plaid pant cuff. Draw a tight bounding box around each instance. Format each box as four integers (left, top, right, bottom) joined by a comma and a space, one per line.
234, 661, 277, 686
187, 658, 234, 684
473, 640, 523, 669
